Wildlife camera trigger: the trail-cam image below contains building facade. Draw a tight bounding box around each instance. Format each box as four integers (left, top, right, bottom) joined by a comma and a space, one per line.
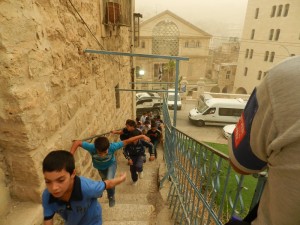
135, 10, 212, 90
0, 0, 135, 222
234, 0, 300, 94
210, 39, 240, 93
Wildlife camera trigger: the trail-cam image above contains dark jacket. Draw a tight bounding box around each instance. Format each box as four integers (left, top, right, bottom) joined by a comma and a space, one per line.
124, 140, 154, 159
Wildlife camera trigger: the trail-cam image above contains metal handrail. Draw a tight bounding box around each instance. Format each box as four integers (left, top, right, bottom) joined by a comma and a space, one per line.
161, 100, 267, 225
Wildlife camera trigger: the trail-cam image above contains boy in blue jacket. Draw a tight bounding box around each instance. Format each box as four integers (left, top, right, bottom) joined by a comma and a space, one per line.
70, 134, 149, 207
42, 150, 126, 225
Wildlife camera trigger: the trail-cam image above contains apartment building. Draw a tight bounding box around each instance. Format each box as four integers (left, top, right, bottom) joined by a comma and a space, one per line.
234, 0, 300, 94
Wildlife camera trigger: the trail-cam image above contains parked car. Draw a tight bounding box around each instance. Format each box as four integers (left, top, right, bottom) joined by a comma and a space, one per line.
222, 124, 236, 139
136, 92, 162, 117
167, 89, 182, 110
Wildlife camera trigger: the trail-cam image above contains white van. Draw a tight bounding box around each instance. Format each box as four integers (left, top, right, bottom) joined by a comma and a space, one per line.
167, 89, 182, 110
188, 98, 246, 126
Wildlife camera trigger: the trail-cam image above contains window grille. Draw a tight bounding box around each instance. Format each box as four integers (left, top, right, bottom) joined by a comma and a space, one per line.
152, 20, 179, 56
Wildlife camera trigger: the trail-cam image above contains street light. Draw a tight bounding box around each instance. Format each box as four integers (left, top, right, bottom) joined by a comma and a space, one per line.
139, 69, 145, 76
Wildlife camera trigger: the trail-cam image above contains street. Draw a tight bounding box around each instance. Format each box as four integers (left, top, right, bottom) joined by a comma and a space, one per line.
168, 99, 228, 144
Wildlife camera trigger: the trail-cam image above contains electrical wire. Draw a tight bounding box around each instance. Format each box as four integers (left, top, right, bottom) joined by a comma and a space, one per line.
67, 0, 130, 67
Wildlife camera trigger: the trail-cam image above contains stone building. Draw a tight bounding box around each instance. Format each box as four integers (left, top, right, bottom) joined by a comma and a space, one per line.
209, 39, 240, 93
134, 10, 212, 90
234, 0, 300, 94
0, 0, 135, 222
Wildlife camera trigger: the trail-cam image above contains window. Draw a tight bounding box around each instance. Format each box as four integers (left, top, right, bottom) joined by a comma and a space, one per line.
264, 51, 269, 61
249, 49, 253, 59
196, 41, 201, 48
185, 41, 189, 47
203, 107, 216, 115
190, 40, 196, 48
255, 8, 259, 19
141, 41, 145, 48
277, 5, 283, 17
269, 29, 274, 40
275, 29, 280, 41
226, 71, 230, 79
257, 71, 262, 80
103, 0, 131, 26
219, 108, 244, 117
263, 72, 268, 78
115, 84, 120, 108
251, 29, 255, 39
270, 52, 275, 62
284, 4, 290, 17
244, 67, 248, 76
271, 5, 276, 17
245, 49, 249, 58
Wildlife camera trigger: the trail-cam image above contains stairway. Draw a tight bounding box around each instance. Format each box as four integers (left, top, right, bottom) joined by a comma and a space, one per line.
100, 144, 174, 225
0, 145, 174, 225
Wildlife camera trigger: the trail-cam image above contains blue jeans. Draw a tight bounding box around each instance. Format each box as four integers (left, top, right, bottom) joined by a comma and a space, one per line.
130, 155, 144, 182
152, 140, 159, 158
98, 161, 117, 198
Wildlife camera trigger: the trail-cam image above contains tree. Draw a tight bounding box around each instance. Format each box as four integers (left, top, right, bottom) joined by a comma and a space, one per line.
163, 60, 176, 82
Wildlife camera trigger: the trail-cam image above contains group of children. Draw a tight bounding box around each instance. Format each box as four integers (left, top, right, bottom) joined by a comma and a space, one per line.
41, 114, 163, 225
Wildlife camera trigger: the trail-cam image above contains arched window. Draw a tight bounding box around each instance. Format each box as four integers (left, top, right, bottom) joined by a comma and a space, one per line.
251, 29, 255, 39
236, 87, 247, 94
277, 5, 283, 17
271, 5, 276, 17
275, 29, 280, 41
245, 49, 249, 58
270, 52, 275, 62
255, 8, 259, 19
284, 4, 290, 17
249, 49, 254, 59
269, 29, 274, 40
244, 67, 248, 76
264, 51, 269, 61
257, 71, 262, 80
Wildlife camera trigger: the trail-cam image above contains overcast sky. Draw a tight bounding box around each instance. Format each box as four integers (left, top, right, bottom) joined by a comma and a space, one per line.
135, 0, 249, 38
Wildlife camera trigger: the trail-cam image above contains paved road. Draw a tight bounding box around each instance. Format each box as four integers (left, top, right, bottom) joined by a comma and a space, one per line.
168, 99, 228, 144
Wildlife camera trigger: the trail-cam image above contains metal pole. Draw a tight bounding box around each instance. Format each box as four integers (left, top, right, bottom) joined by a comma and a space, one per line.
173, 59, 180, 127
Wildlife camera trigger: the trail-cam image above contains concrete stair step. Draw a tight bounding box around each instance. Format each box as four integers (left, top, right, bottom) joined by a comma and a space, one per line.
115, 169, 158, 180
116, 179, 158, 194
116, 162, 158, 174
103, 221, 149, 225
0, 201, 42, 225
102, 203, 154, 221
99, 193, 149, 205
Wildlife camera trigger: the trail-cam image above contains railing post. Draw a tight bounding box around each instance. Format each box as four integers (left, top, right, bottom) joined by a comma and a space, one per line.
250, 172, 267, 210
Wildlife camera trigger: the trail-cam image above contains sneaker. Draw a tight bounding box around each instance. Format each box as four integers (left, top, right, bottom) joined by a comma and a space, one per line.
108, 196, 115, 207
132, 181, 138, 186
138, 172, 144, 179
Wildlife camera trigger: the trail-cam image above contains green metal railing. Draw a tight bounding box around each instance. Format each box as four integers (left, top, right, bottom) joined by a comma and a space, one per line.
161, 96, 266, 225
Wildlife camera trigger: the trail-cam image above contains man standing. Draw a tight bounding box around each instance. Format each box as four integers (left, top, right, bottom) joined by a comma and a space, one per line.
228, 56, 300, 225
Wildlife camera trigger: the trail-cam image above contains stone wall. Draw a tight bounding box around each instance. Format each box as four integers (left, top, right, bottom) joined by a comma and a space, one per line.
0, 0, 134, 214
